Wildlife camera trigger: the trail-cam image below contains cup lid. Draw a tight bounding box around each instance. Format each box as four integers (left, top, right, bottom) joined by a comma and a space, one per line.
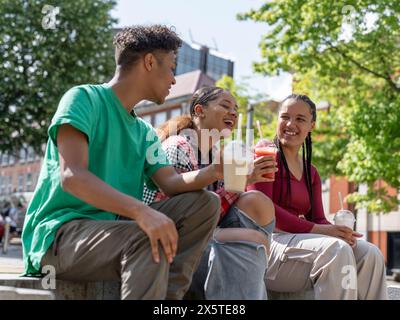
334, 209, 355, 221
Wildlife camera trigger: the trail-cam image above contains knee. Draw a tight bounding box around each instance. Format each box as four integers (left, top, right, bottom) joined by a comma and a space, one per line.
193, 190, 220, 222
363, 242, 385, 264
237, 190, 275, 222
328, 238, 355, 262
121, 223, 148, 249
202, 190, 220, 212
239, 190, 264, 204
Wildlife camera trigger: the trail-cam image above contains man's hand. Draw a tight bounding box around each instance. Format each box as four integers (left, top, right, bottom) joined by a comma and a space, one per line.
134, 207, 178, 264
311, 224, 363, 247
247, 155, 277, 185
57, 124, 179, 263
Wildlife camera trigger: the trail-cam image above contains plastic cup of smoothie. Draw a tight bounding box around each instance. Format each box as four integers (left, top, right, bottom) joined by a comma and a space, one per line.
223, 140, 253, 193
254, 142, 278, 180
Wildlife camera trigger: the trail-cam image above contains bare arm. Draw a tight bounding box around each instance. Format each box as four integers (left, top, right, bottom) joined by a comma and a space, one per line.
57, 124, 178, 264
152, 153, 278, 196
150, 160, 223, 196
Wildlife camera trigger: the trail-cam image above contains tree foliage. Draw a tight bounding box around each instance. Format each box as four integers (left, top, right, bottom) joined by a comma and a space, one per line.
0, 0, 117, 156
216, 75, 277, 143
239, 0, 400, 213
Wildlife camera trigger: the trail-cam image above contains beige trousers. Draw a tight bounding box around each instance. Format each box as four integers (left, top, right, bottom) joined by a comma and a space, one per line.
41, 190, 220, 300
266, 232, 388, 300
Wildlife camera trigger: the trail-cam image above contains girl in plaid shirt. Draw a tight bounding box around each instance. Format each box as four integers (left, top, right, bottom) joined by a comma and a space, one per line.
143, 87, 276, 299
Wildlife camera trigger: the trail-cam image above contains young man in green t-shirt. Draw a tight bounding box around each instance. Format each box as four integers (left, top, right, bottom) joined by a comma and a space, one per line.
22, 25, 223, 300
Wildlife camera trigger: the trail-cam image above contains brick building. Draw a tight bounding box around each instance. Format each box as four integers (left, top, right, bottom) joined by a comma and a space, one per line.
0, 147, 42, 204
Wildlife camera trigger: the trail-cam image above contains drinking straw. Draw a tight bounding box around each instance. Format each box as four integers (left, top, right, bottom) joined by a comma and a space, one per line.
246, 114, 253, 149
338, 192, 344, 210
256, 120, 264, 141
237, 113, 242, 142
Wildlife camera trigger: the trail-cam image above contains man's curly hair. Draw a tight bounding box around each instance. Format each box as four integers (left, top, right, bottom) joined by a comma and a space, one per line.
113, 25, 182, 70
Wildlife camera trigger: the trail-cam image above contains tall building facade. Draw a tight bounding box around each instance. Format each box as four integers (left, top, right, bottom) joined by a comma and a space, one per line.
175, 41, 234, 80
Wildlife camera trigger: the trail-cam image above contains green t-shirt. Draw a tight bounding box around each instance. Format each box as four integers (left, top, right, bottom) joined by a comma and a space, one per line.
22, 83, 170, 275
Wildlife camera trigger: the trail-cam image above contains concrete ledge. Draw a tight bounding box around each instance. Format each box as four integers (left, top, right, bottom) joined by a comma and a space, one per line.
0, 274, 120, 300
388, 285, 400, 300
268, 289, 315, 300
269, 286, 400, 300
1, 274, 399, 300
0, 285, 55, 300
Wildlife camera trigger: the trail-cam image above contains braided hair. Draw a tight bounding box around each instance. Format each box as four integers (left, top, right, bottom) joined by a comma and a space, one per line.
274, 94, 317, 218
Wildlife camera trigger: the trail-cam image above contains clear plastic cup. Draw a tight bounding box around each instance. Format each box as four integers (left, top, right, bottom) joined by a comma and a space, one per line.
223, 140, 253, 193
334, 209, 356, 230
254, 145, 278, 180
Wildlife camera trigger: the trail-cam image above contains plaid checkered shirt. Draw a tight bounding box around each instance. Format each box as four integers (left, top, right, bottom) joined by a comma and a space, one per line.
142, 134, 239, 219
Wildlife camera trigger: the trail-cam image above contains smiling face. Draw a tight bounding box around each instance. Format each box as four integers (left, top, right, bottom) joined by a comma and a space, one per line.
195, 91, 238, 134
277, 98, 315, 148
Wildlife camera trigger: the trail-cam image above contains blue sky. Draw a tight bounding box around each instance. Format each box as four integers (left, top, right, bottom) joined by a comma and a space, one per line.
112, 0, 292, 101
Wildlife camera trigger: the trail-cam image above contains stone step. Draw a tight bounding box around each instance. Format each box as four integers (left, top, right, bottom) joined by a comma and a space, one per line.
388, 285, 400, 300
0, 274, 399, 300
0, 274, 119, 300
268, 289, 315, 300
0, 285, 55, 300
269, 286, 400, 300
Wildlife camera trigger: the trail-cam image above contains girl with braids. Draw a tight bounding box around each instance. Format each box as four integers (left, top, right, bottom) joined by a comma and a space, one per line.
249, 94, 387, 299
143, 86, 276, 299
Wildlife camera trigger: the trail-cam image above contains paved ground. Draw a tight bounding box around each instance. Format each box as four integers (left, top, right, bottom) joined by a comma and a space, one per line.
0, 239, 24, 274
1, 238, 399, 288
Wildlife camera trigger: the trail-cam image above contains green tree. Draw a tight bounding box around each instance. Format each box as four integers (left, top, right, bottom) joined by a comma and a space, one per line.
216, 75, 276, 142
239, 0, 400, 213
216, 75, 249, 114
0, 0, 117, 156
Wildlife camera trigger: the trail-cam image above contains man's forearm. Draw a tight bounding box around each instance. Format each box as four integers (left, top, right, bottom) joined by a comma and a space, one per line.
61, 168, 146, 220
164, 164, 219, 195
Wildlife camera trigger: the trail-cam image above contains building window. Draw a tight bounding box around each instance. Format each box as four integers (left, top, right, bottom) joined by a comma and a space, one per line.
19, 148, 27, 164
27, 146, 35, 162
1, 153, 9, 166
7, 176, 13, 194
181, 102, 190, 114
176, 43, 202, 75
26, 173, 32, 192
0, 176, 3, 195
17, 174, 24, 193
206, 53, 232, 80
170, 108, 181, 118
154, 112, 167, 128
387, 232, 400, 274
9, 155, 15, 166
